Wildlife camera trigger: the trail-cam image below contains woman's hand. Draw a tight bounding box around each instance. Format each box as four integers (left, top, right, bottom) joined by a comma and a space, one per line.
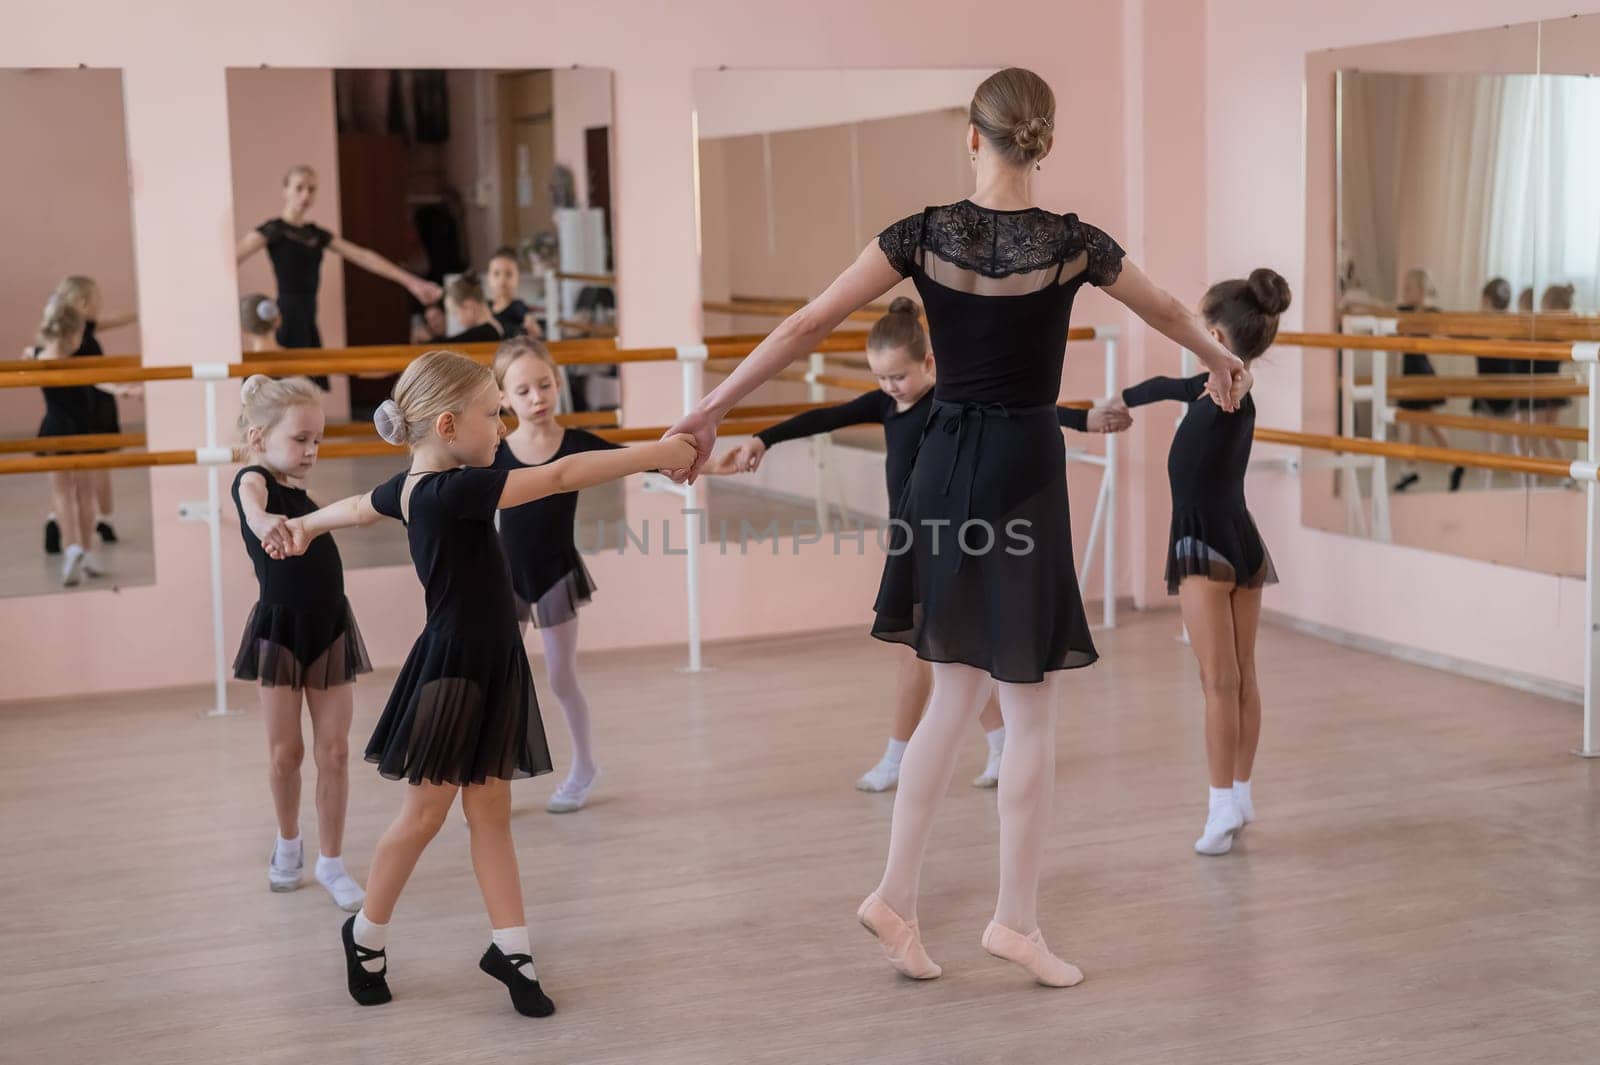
659, 408, 720, 484
1086, 400, 1132, 434
1205, 362, 1250, 409
408, 278, 444, 305
700, 448, 745, 476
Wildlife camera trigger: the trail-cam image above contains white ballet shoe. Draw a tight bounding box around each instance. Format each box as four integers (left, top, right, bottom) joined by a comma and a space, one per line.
1194, 801, 1245, 856
60, 545, 85, 587
855, 760, 900, 793
268, 846, 303, 892
972, 747, 1002, 789
546, 769, 598, 813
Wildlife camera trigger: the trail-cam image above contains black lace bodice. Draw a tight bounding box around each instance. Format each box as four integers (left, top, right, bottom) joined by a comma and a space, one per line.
876, 201, 1126, 406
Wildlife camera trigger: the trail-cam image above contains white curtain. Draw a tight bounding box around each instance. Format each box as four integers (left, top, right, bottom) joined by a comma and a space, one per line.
1534, 76, 1600, 312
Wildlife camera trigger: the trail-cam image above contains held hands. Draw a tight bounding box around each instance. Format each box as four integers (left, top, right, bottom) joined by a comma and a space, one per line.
1086, 400, 1132, 434
660, 408, 718, 484
658, 433, 701, 473
1205, 357, 1249, 412
262, 517, 310, 560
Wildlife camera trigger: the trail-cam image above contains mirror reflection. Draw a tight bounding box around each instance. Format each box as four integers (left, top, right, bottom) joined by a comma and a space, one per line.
1327, 52, 1599, 576
0, 68, 151, 597
226, 67, 618, 568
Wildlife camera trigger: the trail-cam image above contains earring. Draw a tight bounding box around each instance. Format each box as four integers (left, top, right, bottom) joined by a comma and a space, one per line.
1035, 162, 1042, 172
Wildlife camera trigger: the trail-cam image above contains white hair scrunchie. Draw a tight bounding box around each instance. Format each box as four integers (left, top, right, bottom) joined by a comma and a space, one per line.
374, 399, 409, 445
257, 297, 279, 322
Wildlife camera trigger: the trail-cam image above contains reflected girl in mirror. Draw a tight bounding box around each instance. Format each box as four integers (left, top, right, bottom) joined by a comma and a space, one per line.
1528, 283, 1579, 467
240, 293, 282, 354
236, 164, 445, 386
1393, 267, 1463, 492
39, 276, 140, 555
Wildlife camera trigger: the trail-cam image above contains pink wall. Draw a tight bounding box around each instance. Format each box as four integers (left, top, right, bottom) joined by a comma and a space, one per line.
1204, 0, 1594, 686
0, 0, 1132, 703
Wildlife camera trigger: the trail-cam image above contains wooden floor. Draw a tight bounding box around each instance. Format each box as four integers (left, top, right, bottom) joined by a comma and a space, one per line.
3, 613, 1598, 1064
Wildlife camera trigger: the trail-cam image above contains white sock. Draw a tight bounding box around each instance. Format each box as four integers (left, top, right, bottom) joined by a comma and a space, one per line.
352, 910, 388, 972
883, 738, 908, 767
1233, 780, 1251, 804
315, 854, 346, 881
492, 926, 535, 976
1208, 787, 1235, 815
274, 834, 302, 866
985, 726, 1006, 754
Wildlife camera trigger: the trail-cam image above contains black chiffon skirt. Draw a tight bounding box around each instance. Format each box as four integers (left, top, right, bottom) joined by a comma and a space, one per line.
1163, 506, 1278, 594
513, 552, 596, 630
275, 292, 330, 390
233, 598, 372, 689
1397, 353, 1445, 411
872, 400, 1097, 684
365, 626, 553, 786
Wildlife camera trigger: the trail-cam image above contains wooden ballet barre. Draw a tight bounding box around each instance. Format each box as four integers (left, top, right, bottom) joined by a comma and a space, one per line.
0, 353, 142, 374
241, 337, 622, 364
1378, 375, 1586, 400
1281, 330, 1579, 362
554, 271, 615, 285
1396, 312, 1600, 343
556, 320, 618, 339
1253, 427, 1589, 480
1390, 409, 1588, 443
0, 432, 147, 454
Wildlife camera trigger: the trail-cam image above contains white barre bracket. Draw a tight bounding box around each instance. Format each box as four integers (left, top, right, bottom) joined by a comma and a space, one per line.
675, 344, 709, 363
191, 362, 232, 381
1572, 342, 1600, 364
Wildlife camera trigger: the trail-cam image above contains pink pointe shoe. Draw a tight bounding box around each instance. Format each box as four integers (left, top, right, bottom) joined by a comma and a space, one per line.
981, 921, 1084, 988
857, 893, 941, 979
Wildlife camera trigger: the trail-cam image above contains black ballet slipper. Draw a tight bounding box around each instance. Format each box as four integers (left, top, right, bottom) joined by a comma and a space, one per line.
44, 518, 60, 555
1448, 466, 1464, 492
479, 944, 556, 1018
1393, 473, 1420, 493
96, 520, 118, 544
341, 915, 392, 1006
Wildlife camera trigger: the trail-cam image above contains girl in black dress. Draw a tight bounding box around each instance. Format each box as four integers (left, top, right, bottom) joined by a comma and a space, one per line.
235, 164, 443, 384
29, 301, 102, 586
721, 299, 1130, 794
442, 274, 507, 344
491, 338, 614, 813
664, 68, 1246, 988
1529, 284, 1579, 465
42, 276, 139, 554
1105, 269, 1289, 857
487, 247, 540, 338
274, 350, 694, 1015
232, 374, 372, 911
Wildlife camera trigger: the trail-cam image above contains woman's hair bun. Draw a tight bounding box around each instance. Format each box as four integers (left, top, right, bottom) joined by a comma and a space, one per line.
1012, 115, 1052, 153
1247, 268, 1292, 316
374, 399, 409, 445
887, 297, 920, 318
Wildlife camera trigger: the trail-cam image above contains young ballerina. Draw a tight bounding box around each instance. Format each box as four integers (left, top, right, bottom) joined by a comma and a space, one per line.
1103, 268, 1289, 856
443, 274, 507, 344
42, 276, 139, 555
722, 298, 1130, 792
232, 374, 372, 909
492, 335, 734, 811
486, 247, 540, 339
239, 293, 283, 353
29, 301, 103, 586
270, 350, 694, 1015
236, 164, 443, 386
